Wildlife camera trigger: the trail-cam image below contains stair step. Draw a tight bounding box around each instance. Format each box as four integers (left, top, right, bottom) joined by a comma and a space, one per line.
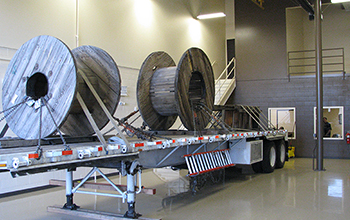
214, 78, 236, 105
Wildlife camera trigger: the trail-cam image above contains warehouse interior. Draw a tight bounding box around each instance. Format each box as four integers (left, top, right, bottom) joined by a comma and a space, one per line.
1, 0, 350, 219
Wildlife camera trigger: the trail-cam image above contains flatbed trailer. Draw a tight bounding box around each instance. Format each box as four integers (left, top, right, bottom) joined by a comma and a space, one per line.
0, 36, 289, 219
0, 129, 287, 175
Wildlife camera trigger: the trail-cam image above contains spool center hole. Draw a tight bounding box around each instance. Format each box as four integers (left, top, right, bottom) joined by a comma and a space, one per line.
189, 71, 206, 107
26, 72, 48, 100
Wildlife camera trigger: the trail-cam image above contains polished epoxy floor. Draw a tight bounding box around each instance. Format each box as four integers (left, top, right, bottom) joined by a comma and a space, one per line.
1, 158, 350, 220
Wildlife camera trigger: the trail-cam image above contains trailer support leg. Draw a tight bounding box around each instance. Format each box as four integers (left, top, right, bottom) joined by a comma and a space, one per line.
63, 168, 79, 210
124, 174, 137, 218
124, 161, 141, 219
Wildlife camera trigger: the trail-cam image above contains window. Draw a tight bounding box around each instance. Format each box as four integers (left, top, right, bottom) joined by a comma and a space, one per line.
268, 108, 296, 139
314, 106, 344, 140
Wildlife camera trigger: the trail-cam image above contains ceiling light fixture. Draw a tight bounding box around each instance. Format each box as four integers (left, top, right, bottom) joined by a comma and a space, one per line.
331, 0, 350, 3
197, 12, 226, 20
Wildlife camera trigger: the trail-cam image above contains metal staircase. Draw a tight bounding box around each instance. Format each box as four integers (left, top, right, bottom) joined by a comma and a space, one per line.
214, 57, 236, 105
184, 149, 234, 176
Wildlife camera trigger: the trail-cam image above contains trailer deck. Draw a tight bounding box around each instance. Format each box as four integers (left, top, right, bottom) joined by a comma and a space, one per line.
0, 129, 287, 175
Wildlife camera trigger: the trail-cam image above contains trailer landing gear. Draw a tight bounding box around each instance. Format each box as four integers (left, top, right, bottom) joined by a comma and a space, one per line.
52, 161, 146, 219
63, 168, 79, 210
63, 194, 79, 210
124, 161, 142, 218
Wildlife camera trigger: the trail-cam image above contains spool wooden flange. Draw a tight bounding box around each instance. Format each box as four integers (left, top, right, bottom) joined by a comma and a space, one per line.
137, 48, 214, 131
2, 35, 77, 139
2, 36, 121, 139
176, 48, 214, 130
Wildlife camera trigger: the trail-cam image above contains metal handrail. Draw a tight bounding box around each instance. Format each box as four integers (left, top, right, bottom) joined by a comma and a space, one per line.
216, 57, 236, 81
287, 47, 345, 80
215, 57, 236, 98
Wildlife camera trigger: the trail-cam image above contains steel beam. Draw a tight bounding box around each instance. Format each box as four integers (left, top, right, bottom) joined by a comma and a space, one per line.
315, 0, 324, 171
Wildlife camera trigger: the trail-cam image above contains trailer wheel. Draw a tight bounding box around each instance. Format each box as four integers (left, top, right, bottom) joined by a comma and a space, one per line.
275, 141, 286, 169
252, 161, 263, 173
262, 141, 276, 173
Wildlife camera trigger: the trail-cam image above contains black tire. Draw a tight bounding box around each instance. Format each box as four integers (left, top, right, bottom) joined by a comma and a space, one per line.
262, 141, 276, 173
252, 161, 263, 173
275, 140, 286, 169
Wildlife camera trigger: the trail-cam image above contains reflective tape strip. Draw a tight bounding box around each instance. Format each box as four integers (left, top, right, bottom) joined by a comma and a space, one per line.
179, 138, 187, 143
28, 153, 39, 159
0, 162, 7, 167
134, 143, 144, 147
148, 141, 163, 146
62, 150, 73, 155
108, 145, 120, 150
46, 151, 62, 157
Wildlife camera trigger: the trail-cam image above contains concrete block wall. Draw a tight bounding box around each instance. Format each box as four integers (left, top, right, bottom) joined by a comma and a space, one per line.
231, 75, 350, 158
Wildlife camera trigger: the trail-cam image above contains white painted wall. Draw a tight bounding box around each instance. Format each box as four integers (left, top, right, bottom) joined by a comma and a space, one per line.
0, 0, 226, 194
77, 0, 225, 74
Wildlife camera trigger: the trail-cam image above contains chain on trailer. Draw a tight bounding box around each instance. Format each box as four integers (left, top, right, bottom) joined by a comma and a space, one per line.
0, 98, 29, 137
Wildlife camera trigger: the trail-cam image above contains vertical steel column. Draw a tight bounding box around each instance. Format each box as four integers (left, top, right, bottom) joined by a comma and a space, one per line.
63, 168, 79, 210
315, 0, 324, 171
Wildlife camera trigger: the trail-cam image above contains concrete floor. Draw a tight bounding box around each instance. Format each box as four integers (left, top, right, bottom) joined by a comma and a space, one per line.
1, 158, 350, 220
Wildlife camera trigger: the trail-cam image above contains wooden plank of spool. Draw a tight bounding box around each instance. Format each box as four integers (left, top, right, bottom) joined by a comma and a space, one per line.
2, 35, 77, 139
150, 67, 177, 116
60, 45, 121, 136
137, 52, 177, 131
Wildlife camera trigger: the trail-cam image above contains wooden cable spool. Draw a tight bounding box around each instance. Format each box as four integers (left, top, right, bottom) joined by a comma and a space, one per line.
137, 48, 214, 131
2, 35, 121, 139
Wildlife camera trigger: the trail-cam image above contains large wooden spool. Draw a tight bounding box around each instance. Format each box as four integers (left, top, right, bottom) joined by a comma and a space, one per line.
137, 48, 214, 131
2, 35, 121, 139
